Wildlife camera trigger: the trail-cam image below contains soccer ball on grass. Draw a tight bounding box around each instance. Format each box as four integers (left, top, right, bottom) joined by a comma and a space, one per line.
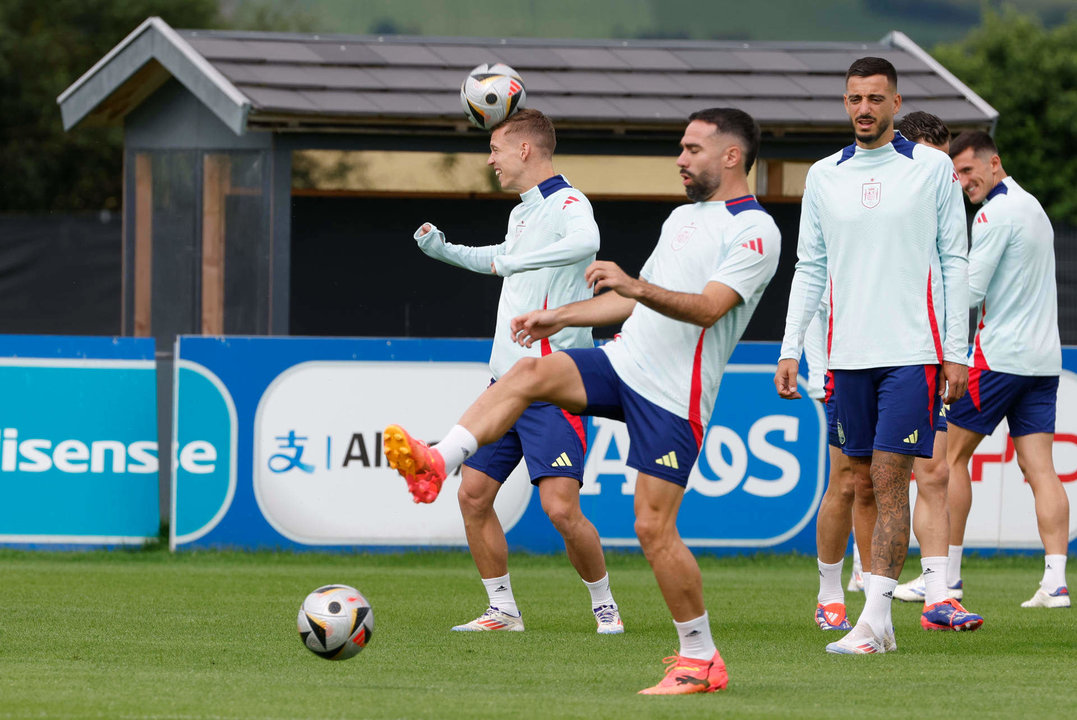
460, 63, 526, 130
297, 584, 374, 660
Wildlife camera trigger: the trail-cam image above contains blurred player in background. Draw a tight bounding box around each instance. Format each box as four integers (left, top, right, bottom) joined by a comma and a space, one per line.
888, 112, 969, 607
945, 130, 1070, 608
777, 58, 979, 655
800, 292, 875, 633
410, 108, 623, 634
386, 107, 780, 693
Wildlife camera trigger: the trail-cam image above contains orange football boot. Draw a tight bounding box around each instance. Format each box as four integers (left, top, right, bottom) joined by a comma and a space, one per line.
383, 424, 447, 503
638, 650, 729, 695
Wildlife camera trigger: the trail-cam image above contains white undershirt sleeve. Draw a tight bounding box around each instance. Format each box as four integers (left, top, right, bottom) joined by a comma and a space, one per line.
413, 224, 503, 275
802, 295, 829, 399
779, 173, 828, 361
936, 166, 971, 364
967, 221, 1010, 309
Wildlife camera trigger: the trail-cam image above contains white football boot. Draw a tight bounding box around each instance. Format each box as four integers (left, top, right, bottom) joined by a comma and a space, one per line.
893, 574, 964, 602
1020, 586, 1071, 608
593, 604, 624, 634
451, 606, 524, 631
825, 622, 888, 655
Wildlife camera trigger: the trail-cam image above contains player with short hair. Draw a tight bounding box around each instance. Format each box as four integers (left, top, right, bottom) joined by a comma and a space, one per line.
776, 58, 980, 655
411, 107, 623, 634
804, 110, 973, 630
896, 110, 951, 151
886, 112, 968, 606
802, 292, 875, 632
385, 107, 780, 694
946, 130, 1070, 608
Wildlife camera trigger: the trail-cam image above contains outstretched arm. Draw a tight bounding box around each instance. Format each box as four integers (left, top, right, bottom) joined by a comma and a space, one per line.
413, 222, 503, 275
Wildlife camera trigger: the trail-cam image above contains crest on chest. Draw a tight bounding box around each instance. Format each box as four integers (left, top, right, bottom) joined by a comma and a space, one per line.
514, 221, 526, 240
671, 223, 697, 251
861, 180, 882, 209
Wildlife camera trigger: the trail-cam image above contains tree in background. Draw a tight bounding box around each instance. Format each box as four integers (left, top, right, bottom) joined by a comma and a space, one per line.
0, 0, 220, 212
933, 7, 1077, 225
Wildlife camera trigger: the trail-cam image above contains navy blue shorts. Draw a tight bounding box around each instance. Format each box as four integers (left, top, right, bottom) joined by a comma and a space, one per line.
563, 347, 701, 487
464, 397, 587, 484
827, 381, 946, 447
832, 365, 942, 458
825, 395, 840, 448
947, 369, 1058, 437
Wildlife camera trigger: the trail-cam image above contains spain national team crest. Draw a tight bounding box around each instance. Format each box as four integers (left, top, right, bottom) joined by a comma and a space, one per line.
672, 223, 696, 250
514, 221, 526, 239
861, 181, 881, 208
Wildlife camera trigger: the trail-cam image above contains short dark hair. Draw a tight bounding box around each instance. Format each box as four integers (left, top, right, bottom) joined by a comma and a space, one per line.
949, 130, 998, 159
896, 111, 950, 147
495, 108, 556, 156
687, 107, 761, 173
845, 56, 898, 90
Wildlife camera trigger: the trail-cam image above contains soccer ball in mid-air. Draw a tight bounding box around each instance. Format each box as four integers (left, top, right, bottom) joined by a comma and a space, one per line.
297, 584, 374, 660
460, 63, 526, 130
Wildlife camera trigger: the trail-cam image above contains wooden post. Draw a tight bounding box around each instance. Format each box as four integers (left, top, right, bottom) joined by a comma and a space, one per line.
766, 160, 784, 201
202, 154, 230, 335
134, 153, 153, 337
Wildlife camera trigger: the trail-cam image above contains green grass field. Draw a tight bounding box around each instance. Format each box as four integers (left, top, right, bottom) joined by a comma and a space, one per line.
0, 548, 1073, 719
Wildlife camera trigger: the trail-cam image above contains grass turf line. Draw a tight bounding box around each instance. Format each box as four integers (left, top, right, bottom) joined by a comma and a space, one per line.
0, 549, 1073, 720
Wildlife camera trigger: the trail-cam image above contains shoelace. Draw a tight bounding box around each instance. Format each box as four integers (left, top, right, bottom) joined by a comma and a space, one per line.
660, 656, 702, 675
594, 604, 619, 624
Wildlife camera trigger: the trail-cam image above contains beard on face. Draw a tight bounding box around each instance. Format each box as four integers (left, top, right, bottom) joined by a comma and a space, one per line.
684, 169, 720, 203
853, 115, 888, 146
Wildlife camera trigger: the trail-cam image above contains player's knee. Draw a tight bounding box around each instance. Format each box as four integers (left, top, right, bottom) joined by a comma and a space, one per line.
633, 513, 671, 550
457, 484, 489, 517
541, 498, 578, 532
914, 461, 948, 495
1014, 450, 1054, 483
501, 357, 546, 397
852, 474, 875, 502
828, 480, 855, 504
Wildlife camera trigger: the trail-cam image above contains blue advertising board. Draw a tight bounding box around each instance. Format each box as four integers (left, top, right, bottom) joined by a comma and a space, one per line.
0, 335, 159, 547
172, 336, 827, 553
174, 335, 1077, 554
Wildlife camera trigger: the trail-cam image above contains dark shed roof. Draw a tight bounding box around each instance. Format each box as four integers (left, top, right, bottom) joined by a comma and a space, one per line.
58, 17, 996, 136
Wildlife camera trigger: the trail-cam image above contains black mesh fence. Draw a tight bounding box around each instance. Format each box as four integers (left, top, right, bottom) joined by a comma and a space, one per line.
1056, 223, 1077, 345
0, 213, 121, 335
1, 211, 1074, 347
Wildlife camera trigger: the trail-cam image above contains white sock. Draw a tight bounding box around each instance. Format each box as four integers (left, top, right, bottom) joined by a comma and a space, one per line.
862, 572, 872, 596
817, 558, 845, 605
673, 612, 717, 661
921, 556, 948, 605
433, 424, 478, 474
947, 545, 964, 586
852, 541, 862, 573
482, 573, 519, 617
1043, 554, 1068, 591
583, 573, 615, 608
860, 576, 897, 638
